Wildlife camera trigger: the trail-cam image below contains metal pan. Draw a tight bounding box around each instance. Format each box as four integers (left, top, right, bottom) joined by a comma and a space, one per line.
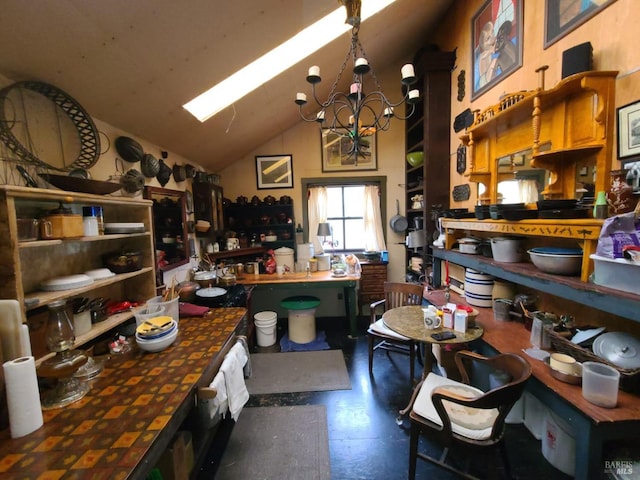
390, 199, 408, 233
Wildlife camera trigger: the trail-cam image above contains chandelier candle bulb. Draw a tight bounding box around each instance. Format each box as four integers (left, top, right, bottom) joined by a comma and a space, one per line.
350, 83, 362, 94
408, 89, 420, 100
296, 92, 307, 104
308, 66, 320, 77
402, 64, 416, 79
384, 107, 393, 116
316, 111, 325, 121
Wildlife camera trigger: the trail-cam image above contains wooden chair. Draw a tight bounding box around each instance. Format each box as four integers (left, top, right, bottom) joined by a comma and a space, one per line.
407, 350, 531, 480
367, 282, 424, 386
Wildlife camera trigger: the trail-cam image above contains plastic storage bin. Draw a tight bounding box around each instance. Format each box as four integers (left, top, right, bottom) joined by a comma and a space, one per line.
542, 410, 576, 476
523, 392, 547, 440
590, 254, 640, 295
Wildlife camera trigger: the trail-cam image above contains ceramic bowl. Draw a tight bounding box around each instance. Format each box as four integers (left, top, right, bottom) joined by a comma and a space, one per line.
136, 326, 178, 352
406, 151, 425, 167
528, 248, 582, 275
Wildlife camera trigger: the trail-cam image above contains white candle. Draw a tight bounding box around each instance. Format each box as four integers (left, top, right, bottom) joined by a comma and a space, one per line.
349, 115, 355, 125
408, 89, 419, 100
296, 92, 307, 102
350, 83, 361, 94
355, 58, 368, 68
402, 64, 415, 79
308, 66, 320, 77
384, 107, 394, 116
316, 111, 325, 121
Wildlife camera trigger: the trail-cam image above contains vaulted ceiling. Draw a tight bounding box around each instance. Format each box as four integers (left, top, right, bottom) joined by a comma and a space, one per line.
0, 0, 453, 172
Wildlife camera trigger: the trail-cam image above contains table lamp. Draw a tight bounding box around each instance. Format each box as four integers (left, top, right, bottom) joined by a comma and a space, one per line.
317, 222, 332, 252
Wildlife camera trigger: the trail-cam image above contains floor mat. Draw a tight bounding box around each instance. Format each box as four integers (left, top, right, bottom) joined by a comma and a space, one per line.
245, 350, 351, 394
216, 405, 330, 480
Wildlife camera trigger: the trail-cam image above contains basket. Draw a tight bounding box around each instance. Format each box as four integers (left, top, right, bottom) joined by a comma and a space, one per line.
547, 328, 640, 393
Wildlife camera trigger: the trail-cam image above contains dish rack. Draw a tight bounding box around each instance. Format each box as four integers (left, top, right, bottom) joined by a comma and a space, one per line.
547, 328, 640, 393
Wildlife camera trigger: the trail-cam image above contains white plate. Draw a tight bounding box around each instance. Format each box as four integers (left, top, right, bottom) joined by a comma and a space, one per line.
41, 274, 94, 291
104, 222, 145, 234
196, 287, 227, 298
84, 268, 116, 280
570, 327, 605, 346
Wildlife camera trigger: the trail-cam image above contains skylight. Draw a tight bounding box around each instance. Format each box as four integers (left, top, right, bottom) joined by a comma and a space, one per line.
183, 0, 396, 122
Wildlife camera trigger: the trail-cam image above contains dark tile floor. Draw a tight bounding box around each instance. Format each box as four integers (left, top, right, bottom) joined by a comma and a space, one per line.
197, 317, 576, 480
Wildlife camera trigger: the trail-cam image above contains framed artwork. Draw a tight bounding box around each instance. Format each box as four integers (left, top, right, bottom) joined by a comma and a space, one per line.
623, 160, 640, 194
617, 100, 640, 160
321, 128, 377, 172
544, 0, 616, 48
471, 0, 523, 101
255, 154, 293, 189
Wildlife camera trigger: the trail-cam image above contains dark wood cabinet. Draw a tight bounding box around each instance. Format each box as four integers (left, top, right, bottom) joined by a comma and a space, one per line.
224, 201, 295, 252
358, 261, 388, 316
193, 181, 224, 237
405, 48, 456, 272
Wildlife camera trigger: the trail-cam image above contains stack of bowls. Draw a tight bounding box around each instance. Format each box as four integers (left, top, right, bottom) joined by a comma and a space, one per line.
135, 315, 179, 353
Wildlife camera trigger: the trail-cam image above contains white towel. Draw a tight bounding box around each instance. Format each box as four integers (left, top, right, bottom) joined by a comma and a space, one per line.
210, 371, 228, 418
221, 345, 249, 421
236, 336, 252, 377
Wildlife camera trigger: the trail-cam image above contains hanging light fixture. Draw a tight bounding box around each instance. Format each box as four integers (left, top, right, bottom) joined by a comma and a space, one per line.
295, 0, 420, 166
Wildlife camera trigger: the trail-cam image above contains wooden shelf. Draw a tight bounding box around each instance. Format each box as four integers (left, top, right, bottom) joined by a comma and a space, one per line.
205, 246, 266, 261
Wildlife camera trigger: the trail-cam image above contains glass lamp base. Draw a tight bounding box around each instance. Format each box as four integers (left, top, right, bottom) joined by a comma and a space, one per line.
41, 376, 89, 410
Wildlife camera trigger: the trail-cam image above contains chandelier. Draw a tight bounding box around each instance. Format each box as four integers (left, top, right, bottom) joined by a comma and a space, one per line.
295, 0, 420, 165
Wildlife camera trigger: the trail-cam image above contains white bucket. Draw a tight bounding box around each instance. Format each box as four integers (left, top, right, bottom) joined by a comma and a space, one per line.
542, 410, 576, 476
296, 243, 314, 261
274, 247, 295, 272
255, 311, 278, 347
147, 296, 179, 325
464, 268, 494, 308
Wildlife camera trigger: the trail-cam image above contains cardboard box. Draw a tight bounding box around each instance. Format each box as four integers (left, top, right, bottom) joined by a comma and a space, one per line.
156, 430, 194, 480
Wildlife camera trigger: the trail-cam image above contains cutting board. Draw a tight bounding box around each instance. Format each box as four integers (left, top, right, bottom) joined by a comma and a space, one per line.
0, 300, 25, 362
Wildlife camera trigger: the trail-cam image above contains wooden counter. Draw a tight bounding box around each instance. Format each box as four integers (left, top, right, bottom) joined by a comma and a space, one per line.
0, 307, 246, 479
424, 289, 640, 480
236, 270, 360, 337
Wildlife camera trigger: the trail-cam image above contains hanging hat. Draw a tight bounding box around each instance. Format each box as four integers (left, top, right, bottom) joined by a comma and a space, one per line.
156, 159, 172, 187
141, 153, 160, 177
121, 169, 145, 193
115, 136, 144, 163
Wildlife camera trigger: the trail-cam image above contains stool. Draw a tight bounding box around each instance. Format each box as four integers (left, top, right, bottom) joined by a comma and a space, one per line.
280, 296, 321, 344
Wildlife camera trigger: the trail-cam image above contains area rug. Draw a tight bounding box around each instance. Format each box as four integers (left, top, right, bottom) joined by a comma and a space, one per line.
245, 350, 351, 394
216, 405, 330, 480
279, 330, 330, 352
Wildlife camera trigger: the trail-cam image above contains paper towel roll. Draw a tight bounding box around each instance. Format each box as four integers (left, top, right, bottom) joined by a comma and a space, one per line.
3, 356, 43, 438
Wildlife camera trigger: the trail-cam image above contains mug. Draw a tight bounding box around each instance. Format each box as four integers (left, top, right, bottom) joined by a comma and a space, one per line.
424, 312, 442, 329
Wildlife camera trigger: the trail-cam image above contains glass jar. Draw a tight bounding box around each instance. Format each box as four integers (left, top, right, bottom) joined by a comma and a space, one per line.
46, 299, 75, 353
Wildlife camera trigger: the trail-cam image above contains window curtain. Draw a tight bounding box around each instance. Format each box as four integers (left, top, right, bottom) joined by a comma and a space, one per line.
518, 179, 539, 203
308, 186, 328, 253
363, 185, 387, 251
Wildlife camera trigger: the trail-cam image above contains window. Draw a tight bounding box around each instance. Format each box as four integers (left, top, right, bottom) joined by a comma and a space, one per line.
326, 185, 366, 250
302, 176, 387, 253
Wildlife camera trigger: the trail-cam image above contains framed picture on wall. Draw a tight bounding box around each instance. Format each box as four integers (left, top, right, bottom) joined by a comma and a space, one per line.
617, 100, 640, 160
321, 128, 377, 172
255, 154, 293, 189
471, 0, 523, 101
544, 0, 616, 48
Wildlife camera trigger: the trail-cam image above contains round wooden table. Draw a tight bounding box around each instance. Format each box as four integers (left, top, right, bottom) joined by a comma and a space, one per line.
382, 305, 484, 379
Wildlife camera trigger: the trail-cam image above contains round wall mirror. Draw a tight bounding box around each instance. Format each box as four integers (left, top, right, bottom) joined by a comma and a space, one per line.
0, 81, 100, 171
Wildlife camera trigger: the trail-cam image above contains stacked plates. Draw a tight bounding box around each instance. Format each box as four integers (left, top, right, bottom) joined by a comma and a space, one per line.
104, 222, 145, 234
84, 268, 115, 280
41, 274, 94, 291
135, 315, 179, 352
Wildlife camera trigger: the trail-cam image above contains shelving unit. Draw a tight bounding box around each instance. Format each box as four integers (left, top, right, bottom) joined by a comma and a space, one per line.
224, 201, 295, 252
0, 185, 156, 362
404, 48, 456, 273
434, 217, 639, 322
462, 70, 617, 203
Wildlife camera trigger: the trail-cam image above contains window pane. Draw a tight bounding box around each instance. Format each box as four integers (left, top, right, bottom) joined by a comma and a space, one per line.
344, 219, 366, 249
344, 186, 365, 217
326, 187, 343, 217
